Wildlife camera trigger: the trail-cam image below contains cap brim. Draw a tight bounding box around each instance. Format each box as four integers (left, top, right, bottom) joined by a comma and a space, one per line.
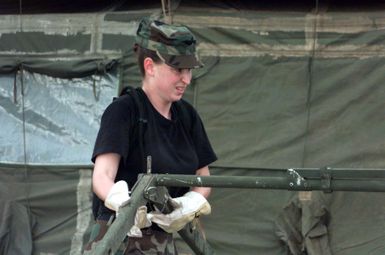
158, 52, 204, 69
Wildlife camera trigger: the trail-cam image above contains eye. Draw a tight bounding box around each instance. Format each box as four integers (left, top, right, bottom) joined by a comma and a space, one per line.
171, 67, 184, 74
180, 68, 192, 73
170, 66, 192, 75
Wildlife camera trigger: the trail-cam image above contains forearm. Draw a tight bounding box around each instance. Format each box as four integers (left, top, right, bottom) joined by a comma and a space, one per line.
92, 153, 121, 201
92, 171, 115, 201
192, 165, 211, 198
192, 186, 211, 198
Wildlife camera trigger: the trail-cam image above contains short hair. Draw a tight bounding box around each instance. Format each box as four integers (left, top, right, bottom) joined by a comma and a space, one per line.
134, 44, 162, 77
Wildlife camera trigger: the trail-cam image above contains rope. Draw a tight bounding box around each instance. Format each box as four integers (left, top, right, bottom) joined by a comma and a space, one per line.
161, 0, 173, 24
301, 0, 319, 168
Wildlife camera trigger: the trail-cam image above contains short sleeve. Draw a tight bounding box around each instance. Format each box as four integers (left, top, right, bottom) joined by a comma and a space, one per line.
91, 97, 134, 163
181, 101, 217, 168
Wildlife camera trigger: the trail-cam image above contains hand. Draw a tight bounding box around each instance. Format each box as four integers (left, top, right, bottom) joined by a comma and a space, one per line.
104, 180, 130, 213
148, 191, 211, 233
105, 182, 152, 238
127, 206, 152, 237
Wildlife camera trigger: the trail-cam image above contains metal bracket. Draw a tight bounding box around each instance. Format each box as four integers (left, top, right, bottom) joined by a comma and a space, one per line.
287, 168, 307, 190
144, 185, 174, 213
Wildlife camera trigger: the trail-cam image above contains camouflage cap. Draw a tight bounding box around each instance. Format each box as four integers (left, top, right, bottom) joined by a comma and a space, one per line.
135, 17, 203, 69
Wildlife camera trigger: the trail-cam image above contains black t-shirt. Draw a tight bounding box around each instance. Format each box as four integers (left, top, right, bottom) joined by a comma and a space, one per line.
92, 89, 217, 218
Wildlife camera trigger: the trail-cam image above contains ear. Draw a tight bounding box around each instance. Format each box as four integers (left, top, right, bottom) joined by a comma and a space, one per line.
143, 57, 155, 76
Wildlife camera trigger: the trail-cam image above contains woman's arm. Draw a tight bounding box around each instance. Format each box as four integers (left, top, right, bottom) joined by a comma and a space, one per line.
92, 153, 121, 201
191, 165, 211, 198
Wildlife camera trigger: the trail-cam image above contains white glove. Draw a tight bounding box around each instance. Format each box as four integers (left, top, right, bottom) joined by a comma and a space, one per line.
127, 206, 152, 237
148, 191, 211, 233
104, 180, 130, 213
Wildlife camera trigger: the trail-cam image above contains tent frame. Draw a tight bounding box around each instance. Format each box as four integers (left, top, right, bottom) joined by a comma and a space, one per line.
91, 167, 385, 254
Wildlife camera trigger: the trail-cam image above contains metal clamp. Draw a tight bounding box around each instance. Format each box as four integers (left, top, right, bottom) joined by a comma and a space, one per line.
143, 185, 174, 213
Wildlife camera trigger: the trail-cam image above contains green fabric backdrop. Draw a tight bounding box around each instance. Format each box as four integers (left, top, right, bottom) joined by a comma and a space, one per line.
1, 6, 385, 255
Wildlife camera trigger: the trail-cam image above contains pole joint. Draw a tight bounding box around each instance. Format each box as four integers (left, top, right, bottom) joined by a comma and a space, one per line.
320, 166, 332, 193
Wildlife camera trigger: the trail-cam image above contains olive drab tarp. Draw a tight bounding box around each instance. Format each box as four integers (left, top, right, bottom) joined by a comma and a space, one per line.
1, 3, 385, 255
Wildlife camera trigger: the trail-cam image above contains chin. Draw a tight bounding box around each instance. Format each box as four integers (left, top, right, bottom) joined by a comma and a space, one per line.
172, 94, 183, 101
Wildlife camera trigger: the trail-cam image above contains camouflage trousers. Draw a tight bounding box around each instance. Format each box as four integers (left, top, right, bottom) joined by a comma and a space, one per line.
84, 219, 178, 255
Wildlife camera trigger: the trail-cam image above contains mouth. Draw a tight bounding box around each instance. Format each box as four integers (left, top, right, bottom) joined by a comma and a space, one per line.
176, 86, 186, 94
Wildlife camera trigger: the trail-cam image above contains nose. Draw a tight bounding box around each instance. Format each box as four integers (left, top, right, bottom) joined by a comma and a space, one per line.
180, 69, 192, 85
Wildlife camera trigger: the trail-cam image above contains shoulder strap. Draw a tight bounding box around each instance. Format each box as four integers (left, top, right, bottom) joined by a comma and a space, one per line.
118, 86, 148, 173
130, 88, 148, 173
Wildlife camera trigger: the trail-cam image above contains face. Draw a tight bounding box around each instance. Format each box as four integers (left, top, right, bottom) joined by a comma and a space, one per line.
152, 62, 192, 102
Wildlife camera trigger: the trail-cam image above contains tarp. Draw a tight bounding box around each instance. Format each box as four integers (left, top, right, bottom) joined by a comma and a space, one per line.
0, 71, 117, 164
0, 58, 117, 78
0, 164, 92, 255
1, 4, 385, 255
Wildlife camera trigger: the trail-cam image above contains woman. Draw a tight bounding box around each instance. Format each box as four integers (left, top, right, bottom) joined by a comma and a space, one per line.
85, 18, 217, 254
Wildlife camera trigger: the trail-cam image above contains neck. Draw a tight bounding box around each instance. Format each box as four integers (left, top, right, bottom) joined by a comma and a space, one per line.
142, 83, 172, 119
